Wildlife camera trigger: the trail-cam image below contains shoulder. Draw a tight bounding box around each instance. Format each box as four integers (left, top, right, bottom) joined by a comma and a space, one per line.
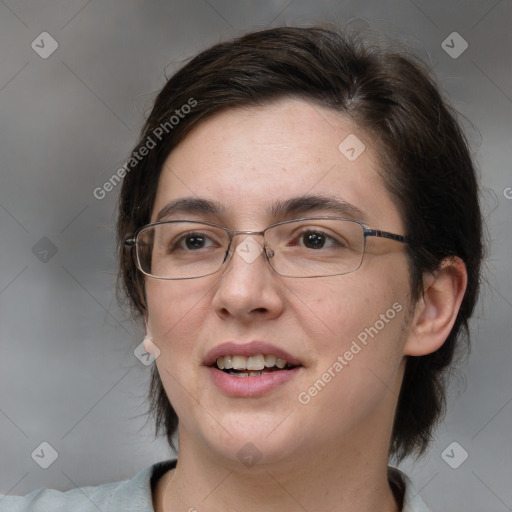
388, 466, 431, 512
0, 460, 177, 512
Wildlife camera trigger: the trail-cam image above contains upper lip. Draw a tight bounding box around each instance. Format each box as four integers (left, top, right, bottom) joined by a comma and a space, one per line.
204, 341, 302, 367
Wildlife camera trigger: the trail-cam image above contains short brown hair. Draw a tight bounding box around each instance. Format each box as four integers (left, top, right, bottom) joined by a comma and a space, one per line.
116, 26, 484, 461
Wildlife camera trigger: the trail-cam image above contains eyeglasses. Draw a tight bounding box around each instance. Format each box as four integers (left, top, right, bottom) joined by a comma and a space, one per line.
124, 217, 409, 280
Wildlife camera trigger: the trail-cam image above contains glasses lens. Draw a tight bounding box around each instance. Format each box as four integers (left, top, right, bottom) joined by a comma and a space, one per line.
266, 218, 365, 277
136, 222, 229, 279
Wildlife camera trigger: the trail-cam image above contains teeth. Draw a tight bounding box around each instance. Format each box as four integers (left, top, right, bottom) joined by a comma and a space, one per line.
232, 355, 246, 370
216, 356, 234, 369
215, 354, 294, 371
226, 370, 272, 377
265, 355, 277, 367
247, 355, 265, 371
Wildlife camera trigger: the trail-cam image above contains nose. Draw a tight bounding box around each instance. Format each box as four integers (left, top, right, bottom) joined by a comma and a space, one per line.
210, 234, 284, 322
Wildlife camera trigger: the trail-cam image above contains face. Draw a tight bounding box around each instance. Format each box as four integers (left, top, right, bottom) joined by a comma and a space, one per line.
145, 98, 412, 468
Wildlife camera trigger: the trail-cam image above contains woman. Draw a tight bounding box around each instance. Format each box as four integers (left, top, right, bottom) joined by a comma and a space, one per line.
1, 26, 483, 512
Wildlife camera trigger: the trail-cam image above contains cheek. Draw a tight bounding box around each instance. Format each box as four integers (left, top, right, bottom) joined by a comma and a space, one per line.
291, 262, 410, 365
145, 281, 212, 427
146, 280, 209, 341
292, 274, 409, 435
145, 280, 212, 409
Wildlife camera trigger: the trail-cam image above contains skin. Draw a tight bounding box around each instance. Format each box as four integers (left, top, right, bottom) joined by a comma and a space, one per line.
143, 98, 467, 512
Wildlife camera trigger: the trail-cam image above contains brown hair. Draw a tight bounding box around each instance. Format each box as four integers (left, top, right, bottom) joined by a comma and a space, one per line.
116, 26, 484, 461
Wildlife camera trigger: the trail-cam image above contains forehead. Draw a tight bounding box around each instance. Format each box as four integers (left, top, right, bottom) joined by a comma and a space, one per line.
152, 98, 403, 231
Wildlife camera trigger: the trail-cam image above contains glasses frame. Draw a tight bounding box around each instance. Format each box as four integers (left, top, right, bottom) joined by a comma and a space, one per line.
124, 217, 410, 280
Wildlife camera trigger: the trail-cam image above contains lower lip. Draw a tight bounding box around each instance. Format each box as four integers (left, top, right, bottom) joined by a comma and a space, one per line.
206, 366, 302, 397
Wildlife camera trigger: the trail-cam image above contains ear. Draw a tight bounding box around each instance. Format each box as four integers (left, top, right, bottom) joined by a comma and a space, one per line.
404, 256, 467, 356
143, 315, 159, 356
143, 314, 152, 336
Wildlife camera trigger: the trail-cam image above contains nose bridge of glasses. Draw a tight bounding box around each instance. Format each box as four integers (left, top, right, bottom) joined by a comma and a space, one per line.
223, 229, 274, 267
230, 228, 266, 237
228, 229, 267, 249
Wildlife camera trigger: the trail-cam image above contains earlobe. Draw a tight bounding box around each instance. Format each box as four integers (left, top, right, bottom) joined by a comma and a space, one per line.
404, 256, 468, 356
143, 335, 158, 356
143, 317, 157, 356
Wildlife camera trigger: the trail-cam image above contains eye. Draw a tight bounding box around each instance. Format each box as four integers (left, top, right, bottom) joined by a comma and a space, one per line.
172, 231, 217, 251
285, 227, 345, 250
300, 230, 338, 249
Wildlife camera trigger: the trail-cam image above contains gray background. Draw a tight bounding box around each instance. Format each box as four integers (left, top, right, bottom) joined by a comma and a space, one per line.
0, 1, 511, 510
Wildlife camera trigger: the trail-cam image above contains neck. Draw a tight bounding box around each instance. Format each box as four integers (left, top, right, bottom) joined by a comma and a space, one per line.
158, 434, 400, 512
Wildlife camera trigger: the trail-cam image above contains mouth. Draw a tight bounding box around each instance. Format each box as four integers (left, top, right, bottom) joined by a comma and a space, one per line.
213, 354, 299, 377
204, 341, 303, 396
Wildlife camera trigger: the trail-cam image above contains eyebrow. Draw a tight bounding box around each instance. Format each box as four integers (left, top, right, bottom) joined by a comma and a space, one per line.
155, 194, 368, 223
155, 197, 226, 222
267, 195, 367, 222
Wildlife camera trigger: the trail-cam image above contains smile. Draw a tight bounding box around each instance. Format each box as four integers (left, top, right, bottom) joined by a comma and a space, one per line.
204, 341, 303, 396
215, 354, 298, 377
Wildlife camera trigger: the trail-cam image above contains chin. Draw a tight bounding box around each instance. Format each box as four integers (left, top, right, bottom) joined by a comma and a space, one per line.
192, 410, 305, 469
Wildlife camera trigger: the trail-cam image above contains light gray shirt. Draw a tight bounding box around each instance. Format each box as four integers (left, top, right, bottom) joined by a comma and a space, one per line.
0, 460, 430, 511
